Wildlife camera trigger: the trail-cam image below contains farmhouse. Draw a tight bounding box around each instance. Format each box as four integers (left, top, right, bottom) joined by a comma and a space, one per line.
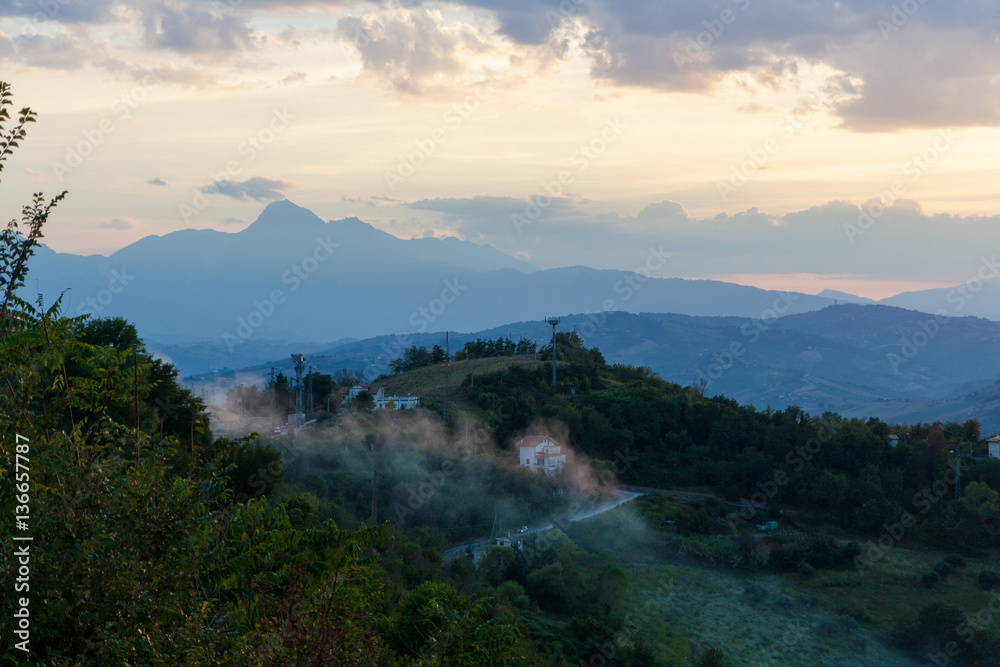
516, 435, 566, 476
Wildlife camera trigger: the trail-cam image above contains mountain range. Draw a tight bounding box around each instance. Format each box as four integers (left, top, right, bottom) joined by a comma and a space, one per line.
28, 200, 1000, 428
31, 199, 998, 355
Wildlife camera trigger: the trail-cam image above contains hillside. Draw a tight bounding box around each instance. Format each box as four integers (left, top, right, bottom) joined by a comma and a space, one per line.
379, 355, 546, 405
186, 304, 1000, 431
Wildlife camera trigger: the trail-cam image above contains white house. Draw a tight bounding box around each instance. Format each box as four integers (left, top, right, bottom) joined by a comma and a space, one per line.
516, 435, 567, 476
987, 435, 1000, 459
887, 434, 899, 448
340, 384, 420, 410
380, 394, 420, 410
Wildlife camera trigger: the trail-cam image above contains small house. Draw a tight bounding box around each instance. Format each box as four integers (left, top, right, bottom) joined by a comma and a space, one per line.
516, 435, 567, 476
988, 435, 1000, 459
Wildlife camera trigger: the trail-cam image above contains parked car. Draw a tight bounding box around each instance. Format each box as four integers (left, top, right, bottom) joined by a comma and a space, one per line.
516, 526, 528, 534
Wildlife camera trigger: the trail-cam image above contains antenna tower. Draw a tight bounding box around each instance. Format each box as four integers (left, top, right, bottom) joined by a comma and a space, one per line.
545, 317, 560, 385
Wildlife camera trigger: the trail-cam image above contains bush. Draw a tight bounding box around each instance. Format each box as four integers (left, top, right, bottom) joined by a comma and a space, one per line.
922, 572, 941, 588
933, 561, 955, 578
917, 602, 967, 642
796, 561, 816, 578
944, 553, 967, 569
979, 570, 1000, 591
697, 647, 733, 667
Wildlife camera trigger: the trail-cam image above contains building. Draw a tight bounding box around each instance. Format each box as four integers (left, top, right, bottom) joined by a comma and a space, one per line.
516, 435, 566, 476
380, 394, 421, 410
340, 384, 420, 411
988, 435, 1000, 459
888, 434, 899, 448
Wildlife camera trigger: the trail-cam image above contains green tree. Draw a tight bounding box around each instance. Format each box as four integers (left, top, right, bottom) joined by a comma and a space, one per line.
352, 389, 375, 411
0, 81, 66, 316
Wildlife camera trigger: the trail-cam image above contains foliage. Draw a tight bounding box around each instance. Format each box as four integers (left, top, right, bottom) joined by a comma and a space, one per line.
696, 647, 733, 667
978, 570, 1000, 591
458, 336, 536, 361
390, 344, 449, 374
0, 80, 527, 665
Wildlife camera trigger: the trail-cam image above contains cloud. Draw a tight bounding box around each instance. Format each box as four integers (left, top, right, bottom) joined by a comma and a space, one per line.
101, 217, 137, 230
0, 31, 107, 69
280, 70, 306, 85
342, 194, 401, 207
202, 176, 291, 201
147, 177, 168, 186
573, 0, 1000, 131
0, 0, 119, 23
404, 195, 1000, 284
140, 2, 257, 54
336, 7, 492, 94
5, 0, 995, 129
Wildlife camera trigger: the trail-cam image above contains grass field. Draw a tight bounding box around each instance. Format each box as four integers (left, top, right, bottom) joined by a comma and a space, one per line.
567, 502, 1000, 666
379, 356, 546, 405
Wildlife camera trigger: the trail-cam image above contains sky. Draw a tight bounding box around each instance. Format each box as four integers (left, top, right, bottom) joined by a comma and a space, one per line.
2, 0, 999, 300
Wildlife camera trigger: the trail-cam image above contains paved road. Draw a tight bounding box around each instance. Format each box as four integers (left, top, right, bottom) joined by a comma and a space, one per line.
443, 489, 644, 560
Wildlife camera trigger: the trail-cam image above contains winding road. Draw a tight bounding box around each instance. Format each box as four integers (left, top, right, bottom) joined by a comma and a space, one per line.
443, 489, 644, 560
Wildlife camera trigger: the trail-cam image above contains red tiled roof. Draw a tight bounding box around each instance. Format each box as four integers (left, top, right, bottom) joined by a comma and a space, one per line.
515, 435, 555, 449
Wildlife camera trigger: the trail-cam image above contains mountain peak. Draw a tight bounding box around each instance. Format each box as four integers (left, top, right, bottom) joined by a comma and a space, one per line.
243, 199, 325, 234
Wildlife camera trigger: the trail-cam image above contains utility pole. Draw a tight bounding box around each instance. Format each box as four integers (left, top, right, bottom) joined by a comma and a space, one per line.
546, 317, 560, 386
307, 364, 314, 420
370, 442, 380, 524
291, 354, 305, 423
955, 446, 962, 499
270, 367, 276, 410
133, 348, 140, 467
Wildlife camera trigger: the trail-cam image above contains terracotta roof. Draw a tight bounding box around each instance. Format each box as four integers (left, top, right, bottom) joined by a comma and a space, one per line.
515, 435, 555, 449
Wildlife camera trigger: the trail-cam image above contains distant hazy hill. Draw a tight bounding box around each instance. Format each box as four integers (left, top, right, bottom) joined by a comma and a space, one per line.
880, 279, 1000, 320
182, 303, 1000, 430
28, 199, 845, 354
